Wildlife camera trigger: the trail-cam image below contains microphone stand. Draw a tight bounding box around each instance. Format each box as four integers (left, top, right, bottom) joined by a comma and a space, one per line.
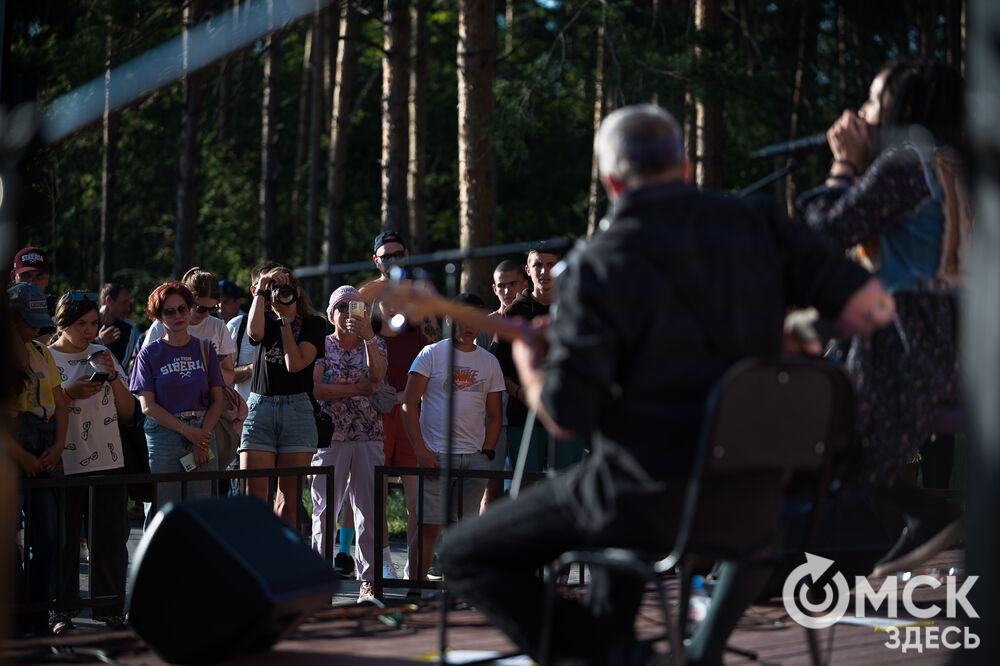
438, 261, 458, 665
737, 158, 804, 198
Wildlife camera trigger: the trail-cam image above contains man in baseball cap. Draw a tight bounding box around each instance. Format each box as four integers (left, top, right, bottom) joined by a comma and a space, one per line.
371, 231, 407, 279
10, 247, 51, 291
9, 282, 54, 330
218, 279, 244, 322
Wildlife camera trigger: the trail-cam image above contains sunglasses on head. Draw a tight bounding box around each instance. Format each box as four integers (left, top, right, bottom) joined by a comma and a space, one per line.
61, 291, 98, 303
162, 304, 190, 318
193, 303, 220, 314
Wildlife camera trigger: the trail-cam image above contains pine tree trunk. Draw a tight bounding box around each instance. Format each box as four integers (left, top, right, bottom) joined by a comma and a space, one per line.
694, 0, 721, 189
946, 0, 965, 73
292, 24, 314, 224
505, 0, 514, 55
586, 5, 606, 238
217, 55, 230, 141
407, 0, 430, 253
306, 5, 325, 274
99, 19, 116, 286
920, 0, 938, 57
323, 1, 360, 296
175, 2, 205, 278
457, 0, 496, 297
259, 3, 281, 260
837, 2, 847, 109
785, 2, 816, 217
381, 0, 409, 235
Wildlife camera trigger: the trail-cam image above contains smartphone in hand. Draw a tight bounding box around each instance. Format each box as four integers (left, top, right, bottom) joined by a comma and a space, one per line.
88, 371, 111, 383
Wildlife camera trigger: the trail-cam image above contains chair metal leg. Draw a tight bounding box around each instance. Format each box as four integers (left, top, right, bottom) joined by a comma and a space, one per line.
805, 626, 823, 666
538, 560, 561, 666
654, 576, 685, 666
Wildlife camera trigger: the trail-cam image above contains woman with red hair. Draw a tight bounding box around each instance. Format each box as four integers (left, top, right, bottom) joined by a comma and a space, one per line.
130, 282, 225, 530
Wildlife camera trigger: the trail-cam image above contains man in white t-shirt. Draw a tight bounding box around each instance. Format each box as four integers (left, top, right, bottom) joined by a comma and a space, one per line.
401, 293, 504, 587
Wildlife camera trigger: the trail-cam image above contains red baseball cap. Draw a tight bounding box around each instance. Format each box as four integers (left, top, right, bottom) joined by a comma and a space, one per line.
12, 246, 50, 274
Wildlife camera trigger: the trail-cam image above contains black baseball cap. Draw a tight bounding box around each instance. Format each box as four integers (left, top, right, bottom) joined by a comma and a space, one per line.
218, 279, 241, 299
373, 230, 405, 254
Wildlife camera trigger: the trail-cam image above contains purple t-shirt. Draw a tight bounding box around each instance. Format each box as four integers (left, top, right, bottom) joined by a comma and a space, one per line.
130, 337, 225, 414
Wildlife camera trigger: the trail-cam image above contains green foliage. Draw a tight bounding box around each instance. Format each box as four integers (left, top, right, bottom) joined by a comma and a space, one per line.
10, 0, 962, 310
301, 485, 408, 539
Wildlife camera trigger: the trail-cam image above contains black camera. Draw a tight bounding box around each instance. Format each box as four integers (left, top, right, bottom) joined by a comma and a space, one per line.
273, 284, 298, 306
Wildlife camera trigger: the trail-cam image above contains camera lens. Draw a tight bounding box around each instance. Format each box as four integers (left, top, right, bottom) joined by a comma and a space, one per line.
273, 284, 298, 306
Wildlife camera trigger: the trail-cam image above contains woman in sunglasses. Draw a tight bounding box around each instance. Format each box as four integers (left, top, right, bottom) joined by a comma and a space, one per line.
130, 282, 225, 528
240, 265, 326, 526
47, 291, 134, 633
141, 267, 237, 385
309, 286, 387, 602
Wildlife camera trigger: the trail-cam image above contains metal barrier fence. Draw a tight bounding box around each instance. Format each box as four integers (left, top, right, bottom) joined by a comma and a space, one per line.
15, 465, 333, 615
15, 463, 548, 616
372, 464, 545, 600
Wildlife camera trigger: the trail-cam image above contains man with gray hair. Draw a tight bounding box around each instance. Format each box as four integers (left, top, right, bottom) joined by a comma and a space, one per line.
441, 104, 895, 665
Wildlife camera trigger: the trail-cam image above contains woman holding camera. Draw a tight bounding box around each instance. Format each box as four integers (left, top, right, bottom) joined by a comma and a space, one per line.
130, 282, 225, 530
240, 266, 326, 526
47, 291, 133, 632
310, 286, 387, 602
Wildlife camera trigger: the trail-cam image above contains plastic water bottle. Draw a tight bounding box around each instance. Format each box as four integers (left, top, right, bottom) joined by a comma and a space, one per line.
687, 575, 712, 636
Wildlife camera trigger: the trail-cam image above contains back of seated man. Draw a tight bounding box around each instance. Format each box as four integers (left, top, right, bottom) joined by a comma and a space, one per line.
440, 104, 895, 666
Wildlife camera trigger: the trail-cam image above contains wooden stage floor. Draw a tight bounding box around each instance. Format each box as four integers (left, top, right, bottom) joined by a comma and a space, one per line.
6, 549, 965, 665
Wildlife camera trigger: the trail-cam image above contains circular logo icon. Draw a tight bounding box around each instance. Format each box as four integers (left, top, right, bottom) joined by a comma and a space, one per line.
783, 553, 851, 629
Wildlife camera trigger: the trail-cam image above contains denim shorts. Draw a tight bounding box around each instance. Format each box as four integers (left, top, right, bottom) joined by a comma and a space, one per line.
239, 392, 318, 455
144, 415, 217, 531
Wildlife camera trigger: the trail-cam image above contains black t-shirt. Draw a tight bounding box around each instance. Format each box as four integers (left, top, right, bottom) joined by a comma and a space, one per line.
491, 289, 549, 428
249, 314, 326, 396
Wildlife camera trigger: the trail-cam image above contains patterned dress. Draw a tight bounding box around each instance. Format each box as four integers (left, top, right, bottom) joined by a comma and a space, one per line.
319, 334, 387, 442
800, 144, 960, 490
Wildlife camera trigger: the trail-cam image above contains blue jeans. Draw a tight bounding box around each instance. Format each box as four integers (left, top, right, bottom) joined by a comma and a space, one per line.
143, 415, 217, 532
239, 392, 318, 455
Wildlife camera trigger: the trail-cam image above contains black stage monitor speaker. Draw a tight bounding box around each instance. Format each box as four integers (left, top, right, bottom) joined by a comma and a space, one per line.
126, 496, 340, 664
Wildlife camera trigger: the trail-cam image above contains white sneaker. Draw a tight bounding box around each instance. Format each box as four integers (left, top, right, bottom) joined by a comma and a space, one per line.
383, 559, 399, 579
357, 581, 376, 604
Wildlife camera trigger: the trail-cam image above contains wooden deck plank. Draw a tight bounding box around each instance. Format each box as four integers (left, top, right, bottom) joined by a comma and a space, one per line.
5, 550, 966, 665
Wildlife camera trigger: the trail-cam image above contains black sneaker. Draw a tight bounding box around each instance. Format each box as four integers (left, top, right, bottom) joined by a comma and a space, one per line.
426, 554, 443, 581
334, 551, 356, 578
51, 618, 74, 635
94, 614, 127, 629
871, 518, 962, 578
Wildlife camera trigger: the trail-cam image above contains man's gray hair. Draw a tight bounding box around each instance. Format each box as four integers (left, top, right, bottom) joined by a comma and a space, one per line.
594, 104, 685, 190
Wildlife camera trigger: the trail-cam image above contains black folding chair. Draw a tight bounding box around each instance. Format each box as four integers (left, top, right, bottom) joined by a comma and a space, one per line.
539, 356, 855, 666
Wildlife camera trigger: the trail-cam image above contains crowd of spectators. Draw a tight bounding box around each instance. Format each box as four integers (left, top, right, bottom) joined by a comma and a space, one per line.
8, 234, 565, 625
7, 57, 968, 645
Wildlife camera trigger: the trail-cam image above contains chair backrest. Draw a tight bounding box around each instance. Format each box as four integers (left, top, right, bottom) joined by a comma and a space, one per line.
672, 356, 855, 563
702, 357, 855, 473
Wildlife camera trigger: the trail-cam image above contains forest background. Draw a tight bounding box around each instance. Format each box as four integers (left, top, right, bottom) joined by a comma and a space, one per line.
2, 0, 966, 326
